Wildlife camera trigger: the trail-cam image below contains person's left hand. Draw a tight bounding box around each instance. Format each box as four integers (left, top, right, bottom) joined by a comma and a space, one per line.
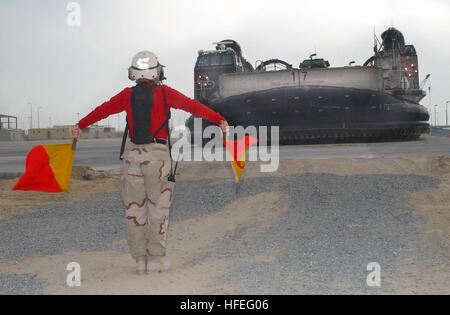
219, 120, 229, 135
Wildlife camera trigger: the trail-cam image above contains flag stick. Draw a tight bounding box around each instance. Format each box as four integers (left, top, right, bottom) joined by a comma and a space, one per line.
72, 138, 78, 151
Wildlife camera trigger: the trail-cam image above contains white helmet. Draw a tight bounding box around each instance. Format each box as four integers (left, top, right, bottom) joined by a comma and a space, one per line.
128, 51, 165, 81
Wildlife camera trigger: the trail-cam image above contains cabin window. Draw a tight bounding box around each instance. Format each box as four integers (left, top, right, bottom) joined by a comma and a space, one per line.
210, 54, 221, 66
197, 53, 234, 66
197, 53, 235, 67
404, 45, 416, 56
221, 54, 234, 65
197, 55, 209, 66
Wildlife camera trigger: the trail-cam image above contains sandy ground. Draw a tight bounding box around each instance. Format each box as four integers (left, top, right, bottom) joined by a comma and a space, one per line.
0, 166, 120, 221
0, 156, 449, 294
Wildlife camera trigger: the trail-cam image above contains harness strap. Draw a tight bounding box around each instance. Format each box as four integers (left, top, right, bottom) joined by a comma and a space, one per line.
161, 86, 177, 183
119, 121, 129, 160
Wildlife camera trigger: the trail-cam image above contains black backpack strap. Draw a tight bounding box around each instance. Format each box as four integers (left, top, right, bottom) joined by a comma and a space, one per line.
147, 85, 170, 142
149, 117, 169, 142
161, 86, 177, 183
119, 117, 129, 161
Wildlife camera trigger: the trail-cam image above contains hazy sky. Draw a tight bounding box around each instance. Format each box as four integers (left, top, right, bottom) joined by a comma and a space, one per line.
1, 0, 449, 131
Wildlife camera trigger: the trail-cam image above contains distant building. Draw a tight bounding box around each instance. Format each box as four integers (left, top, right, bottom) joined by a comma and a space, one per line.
0, 114, 25, 141
80, 125, 117, 139
27, 125, 117, 141
28, 126, 73, 140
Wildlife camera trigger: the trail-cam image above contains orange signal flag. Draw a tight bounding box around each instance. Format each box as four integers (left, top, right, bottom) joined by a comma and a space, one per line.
13, 143, 76, 193
223, 136, 258, 182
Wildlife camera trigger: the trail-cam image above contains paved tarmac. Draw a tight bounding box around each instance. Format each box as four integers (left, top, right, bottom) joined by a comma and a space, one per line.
0, 135, 449, 173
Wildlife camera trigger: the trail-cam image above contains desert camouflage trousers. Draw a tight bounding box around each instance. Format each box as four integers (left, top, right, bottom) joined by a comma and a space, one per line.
121, 141, 175, 258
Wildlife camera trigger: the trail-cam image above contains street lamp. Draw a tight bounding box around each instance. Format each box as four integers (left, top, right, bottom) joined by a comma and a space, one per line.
28, 102, 33, 129
37, 106, 42, 129
446, 101, 449, 127
434, 104, 438, 127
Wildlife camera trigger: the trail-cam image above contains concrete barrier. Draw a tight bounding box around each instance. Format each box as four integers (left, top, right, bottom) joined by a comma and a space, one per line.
0, 172, 22, 180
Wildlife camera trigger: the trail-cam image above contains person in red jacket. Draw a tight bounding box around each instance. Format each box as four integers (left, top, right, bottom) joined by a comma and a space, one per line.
72, 51, 228, 275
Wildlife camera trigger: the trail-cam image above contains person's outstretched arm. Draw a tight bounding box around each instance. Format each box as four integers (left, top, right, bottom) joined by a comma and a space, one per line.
72, 88, 130, 140
163, 85, 229, 133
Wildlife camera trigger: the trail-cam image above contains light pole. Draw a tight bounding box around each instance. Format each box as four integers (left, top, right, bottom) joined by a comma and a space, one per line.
37, 106, 42, 129
28, 102, 33, 129
434, 105, 438, 127
428, 86, 432, 124
446, 101, 449, 127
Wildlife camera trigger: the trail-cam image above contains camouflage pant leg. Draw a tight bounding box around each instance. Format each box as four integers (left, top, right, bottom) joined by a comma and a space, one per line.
122, 143, 174, 258
122, 146, 149, 259
142, 145, 175, 257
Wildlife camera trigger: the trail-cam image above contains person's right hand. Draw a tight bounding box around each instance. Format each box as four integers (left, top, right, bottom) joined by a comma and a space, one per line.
72, 125, 81, 141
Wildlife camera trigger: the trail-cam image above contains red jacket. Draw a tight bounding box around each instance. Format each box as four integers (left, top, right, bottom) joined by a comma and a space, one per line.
78, 82, 225, 139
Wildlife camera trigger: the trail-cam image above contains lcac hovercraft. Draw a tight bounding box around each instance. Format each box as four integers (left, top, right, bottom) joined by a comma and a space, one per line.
186, 29, 430, 144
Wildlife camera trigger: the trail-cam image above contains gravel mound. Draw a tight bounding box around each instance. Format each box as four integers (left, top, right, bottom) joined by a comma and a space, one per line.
210, 174, 440, 294
0, 274, 47, 295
